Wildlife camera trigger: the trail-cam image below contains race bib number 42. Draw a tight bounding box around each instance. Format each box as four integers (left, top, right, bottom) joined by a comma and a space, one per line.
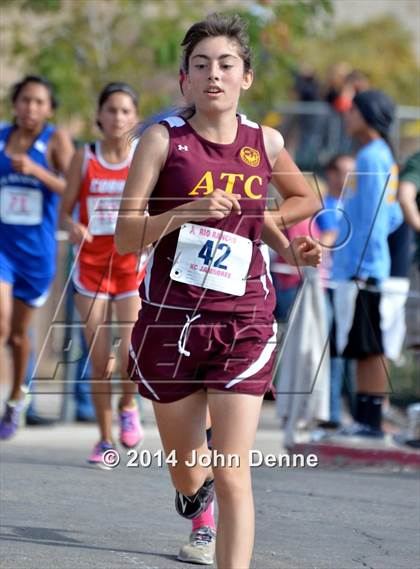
0, 186, 43, 225
170, 223, 252, 296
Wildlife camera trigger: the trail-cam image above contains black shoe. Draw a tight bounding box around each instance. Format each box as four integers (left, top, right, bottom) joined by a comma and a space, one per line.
393, 433, 420, 449
175, 478, 215, 520
26, 414, 56, 427
75, 414, 96, 423
317, 420, 341, 430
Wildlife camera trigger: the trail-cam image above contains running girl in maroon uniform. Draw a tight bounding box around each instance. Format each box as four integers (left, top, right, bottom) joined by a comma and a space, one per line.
116, 14, 321, 568
61, 83, 145, 465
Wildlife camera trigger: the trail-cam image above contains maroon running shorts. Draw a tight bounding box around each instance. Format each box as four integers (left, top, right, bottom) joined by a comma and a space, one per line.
128, 303, 278, 403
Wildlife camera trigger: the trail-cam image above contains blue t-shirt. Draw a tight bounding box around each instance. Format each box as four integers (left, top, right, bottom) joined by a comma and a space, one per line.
332, 138, 403, 281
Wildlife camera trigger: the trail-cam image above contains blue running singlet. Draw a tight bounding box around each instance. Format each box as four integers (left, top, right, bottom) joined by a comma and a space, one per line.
0, 123, 60, 305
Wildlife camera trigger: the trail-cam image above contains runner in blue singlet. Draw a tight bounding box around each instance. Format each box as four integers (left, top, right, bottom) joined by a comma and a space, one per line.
0, 75, 74, 439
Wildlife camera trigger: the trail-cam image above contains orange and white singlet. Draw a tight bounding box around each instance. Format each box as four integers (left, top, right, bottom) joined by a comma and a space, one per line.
72, 141, 145, 299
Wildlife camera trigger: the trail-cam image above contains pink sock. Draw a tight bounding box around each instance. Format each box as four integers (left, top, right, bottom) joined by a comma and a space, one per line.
192, 500, 215, 531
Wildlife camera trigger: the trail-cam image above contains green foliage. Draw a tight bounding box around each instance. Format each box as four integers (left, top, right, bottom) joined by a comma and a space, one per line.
0, 0, 62, 12
2, 0, 417, 136
1, 0, 333, 133
294, 15, 419, 105
218, 1, 333, 118
2, 0, 213, 134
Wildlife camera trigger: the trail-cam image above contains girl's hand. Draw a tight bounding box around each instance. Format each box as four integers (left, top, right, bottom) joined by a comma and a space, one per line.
285, 236, 322, 268
68, 221, 93, 245
182, 189, 242, 222
11, 154, 38, 176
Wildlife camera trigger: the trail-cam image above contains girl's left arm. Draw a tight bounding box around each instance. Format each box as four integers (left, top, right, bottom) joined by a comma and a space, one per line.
262, 211, 321, 268
262, 125, 321, 227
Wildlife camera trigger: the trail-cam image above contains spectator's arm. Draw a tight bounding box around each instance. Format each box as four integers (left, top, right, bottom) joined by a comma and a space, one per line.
398, 180, 420, 232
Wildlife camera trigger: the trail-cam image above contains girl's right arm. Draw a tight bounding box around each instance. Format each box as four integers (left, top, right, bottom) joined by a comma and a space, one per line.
115, 124, 241, 255
60, 147, 92, 245
11, 130, 75, 196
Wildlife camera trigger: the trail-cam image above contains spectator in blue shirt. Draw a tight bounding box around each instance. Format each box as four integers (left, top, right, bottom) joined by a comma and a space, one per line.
331, 90, 403, 437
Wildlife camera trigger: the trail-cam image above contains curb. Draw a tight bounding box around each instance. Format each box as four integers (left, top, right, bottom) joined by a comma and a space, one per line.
292, 442, 420, 468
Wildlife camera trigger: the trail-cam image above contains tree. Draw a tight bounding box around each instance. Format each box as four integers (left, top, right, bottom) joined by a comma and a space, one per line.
293, 15, 419, 106
2, 0, 364, 138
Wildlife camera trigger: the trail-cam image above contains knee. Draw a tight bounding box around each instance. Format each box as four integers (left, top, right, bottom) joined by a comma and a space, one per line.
175, 481, 201, 497
214, 467, 251, 502
9, 329, 28, 349
91, 356, 113, 379
171, 468, 207, 497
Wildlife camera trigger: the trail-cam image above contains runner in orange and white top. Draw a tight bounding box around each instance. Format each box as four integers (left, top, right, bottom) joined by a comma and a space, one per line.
72, 138, 145, 299
61, 82, 145, 465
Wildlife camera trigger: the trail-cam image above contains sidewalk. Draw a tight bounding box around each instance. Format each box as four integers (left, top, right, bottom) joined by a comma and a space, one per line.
292, 437, 420, 469
261, 402, 420, 470
4, 387, 419, 469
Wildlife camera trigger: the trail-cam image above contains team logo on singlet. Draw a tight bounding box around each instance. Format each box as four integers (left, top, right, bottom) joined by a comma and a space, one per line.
240, 146, 260, 168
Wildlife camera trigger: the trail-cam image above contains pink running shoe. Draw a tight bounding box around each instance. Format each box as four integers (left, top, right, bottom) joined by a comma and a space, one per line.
88, 441, 116, 468
119, 406, 144, 448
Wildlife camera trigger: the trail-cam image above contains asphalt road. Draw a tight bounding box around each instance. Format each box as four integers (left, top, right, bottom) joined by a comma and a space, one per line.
0, 420, 418, 569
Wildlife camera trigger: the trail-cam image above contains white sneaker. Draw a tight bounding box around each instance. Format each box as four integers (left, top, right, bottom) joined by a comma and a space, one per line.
177, 526, 216, 565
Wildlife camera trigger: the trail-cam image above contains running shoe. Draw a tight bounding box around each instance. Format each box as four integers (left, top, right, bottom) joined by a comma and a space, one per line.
88, 440, 115, 467
178, 526, 216, 565
0, 388, 31, 440
26, 414, 56, 426
310, 422, 385, 443
175, 478, 215, 520
317, 420, 341, 430
335, 422, 385, 438
119, 405, 144, 448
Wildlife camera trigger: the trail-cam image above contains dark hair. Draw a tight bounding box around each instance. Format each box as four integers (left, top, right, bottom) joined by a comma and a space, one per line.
98, 82, 139, 109
353, 89, 396, 157
179, 67, 186, 96
96, 82, 139, 130
380, 133, 396, 159
11, 75, 58, 110
181, 13, 252, 73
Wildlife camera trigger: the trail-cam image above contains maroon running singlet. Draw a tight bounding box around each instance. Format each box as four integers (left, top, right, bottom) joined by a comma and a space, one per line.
129, 113, 278, 402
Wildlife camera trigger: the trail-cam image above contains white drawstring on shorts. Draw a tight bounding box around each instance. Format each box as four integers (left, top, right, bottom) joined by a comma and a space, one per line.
178, 314, 201, 357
